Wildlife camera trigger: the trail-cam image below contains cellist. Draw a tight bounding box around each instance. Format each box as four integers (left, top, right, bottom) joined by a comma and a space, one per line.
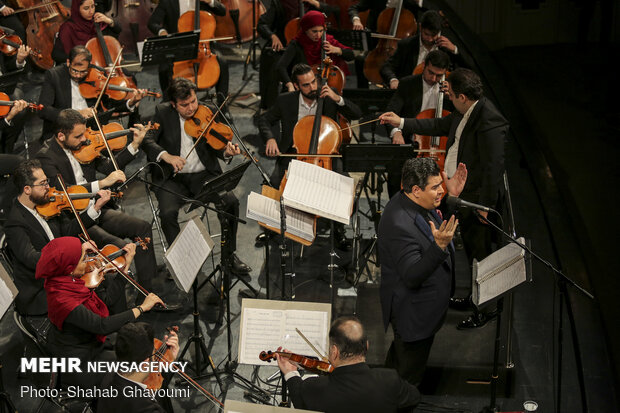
257, 63, 361, 249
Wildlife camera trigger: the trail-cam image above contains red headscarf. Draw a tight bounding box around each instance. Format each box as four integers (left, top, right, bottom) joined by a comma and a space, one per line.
58, 0, 108, 55
294, 11, 351, 75
36, 237, 109, 343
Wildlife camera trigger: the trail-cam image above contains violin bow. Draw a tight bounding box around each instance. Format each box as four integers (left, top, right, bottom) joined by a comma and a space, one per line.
90, 108, 120, 172
56, 174, 92, 243
295, 327, 329, 362
183, 94, 231, 161
93, 46, 124, 112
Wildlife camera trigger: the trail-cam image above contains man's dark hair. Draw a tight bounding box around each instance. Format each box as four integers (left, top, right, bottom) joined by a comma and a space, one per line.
115, 322, 155, 363
401, 158, 441, 193
424, 49, 451, 70
329, 315, 367, 359
55, 109, 86, 137
447, 68, 484, 101
14, 159, 42, 191
291, 63, 313, 84
420, 10, 442, 34
69, 45, 92, 63
168, 77, 198, 103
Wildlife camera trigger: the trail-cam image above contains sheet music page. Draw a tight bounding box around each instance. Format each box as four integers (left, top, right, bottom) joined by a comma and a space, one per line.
246, 192, 314, 241
283, 310, 330, 357
282, 160, 354, 225
475, 240, 527, 305
164, 217, 214, 293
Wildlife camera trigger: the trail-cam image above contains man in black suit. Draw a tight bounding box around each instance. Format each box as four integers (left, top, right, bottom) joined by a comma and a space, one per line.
4, 159, 111, 316
35, 109, 174, 307
384, 49, 452, 197
38, 45, 147, 142
276, 315, 421, 412
380, 10, 460, 88
380, 68, 509, 329
378, 158, 466, 385
141, 78, 251, 274
97, 322, 179, 412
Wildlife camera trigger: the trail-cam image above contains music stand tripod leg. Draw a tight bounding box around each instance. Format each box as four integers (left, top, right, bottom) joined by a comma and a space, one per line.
0, 363, 17, 413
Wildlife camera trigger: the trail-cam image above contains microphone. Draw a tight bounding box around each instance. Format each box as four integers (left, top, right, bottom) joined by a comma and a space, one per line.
446, 196, 494, 213
116, 163, 150, 190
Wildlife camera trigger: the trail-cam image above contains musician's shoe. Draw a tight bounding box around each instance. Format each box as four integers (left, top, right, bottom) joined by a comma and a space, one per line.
449, 296, 472, 311
231, 253, 252, 274
456, 310, 497, 330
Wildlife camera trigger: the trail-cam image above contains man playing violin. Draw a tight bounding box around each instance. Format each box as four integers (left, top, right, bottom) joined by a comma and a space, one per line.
276, 316, 420, 412
141, 77, 251, 274
38, 45, 148, 142
97, 322, 179, 412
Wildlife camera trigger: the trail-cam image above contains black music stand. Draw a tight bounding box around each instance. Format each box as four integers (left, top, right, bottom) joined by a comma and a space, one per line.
327, 28, 373, 51
140, 31, 200, 66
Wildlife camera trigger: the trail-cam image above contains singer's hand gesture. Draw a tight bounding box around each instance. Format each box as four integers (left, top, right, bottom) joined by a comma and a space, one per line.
430, 215, 458, 250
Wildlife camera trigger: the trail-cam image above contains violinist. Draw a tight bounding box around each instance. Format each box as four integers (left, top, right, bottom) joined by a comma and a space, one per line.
384, 49, 453, 197
380, 10, 461, 89
275, 11, 354, 93
141, 78, 252, 275
275, 316, 420, 413
0, 2, 27, 42
52, 0, 121, 64
1, 42, 32, 154
147, 0, 230, 108
97, 322, 179, 412
36, 109, 185, 311
4, 159, 110, 316
35, 237, 165, 388
38, 45, 147, 142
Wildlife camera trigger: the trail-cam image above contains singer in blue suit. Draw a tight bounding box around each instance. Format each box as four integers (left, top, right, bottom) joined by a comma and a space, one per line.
378, 158, 466, 385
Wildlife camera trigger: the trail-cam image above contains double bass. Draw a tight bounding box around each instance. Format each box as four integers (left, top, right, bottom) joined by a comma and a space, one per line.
414, 74, 449, 169
214, 0, 265, 45
107, 0, 157, 55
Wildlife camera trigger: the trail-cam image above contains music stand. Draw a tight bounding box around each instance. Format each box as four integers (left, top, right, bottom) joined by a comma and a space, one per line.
0, 262, 18, 413
327, 28, 373, 51
140, 31, 200, 66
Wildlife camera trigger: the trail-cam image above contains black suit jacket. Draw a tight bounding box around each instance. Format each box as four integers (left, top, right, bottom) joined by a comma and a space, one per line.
348, 0, 423, 33
141, 102, 226, 179
36, 137, 136, 192
384, 74, 453, 142
4, 199, 96, 315
147, 0, 226, 35
403, 97, 508, 208
257, 0, 331, 45
97, 373, 166, 412
257, 91, 362, 154
378, 192, 455, 342
287, 363, 420, 413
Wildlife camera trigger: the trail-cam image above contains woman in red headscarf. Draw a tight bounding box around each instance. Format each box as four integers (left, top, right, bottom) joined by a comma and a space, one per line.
36, 236, 163, 387
275, 10, 354, 92
51, 0, 122, 63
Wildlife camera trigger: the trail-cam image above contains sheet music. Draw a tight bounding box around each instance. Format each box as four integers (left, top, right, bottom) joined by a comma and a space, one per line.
474, 239, 527, 305
0, 263, 17, 319
164, 217, 214, 293
239, 303, 330, 365
282, 160, 354, 225
246, 192, 315, 241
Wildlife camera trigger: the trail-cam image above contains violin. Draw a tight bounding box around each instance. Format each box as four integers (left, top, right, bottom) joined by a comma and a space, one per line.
259, 350, 334, 374
184, 105, 233, 151
0, 92, 43, 117
72, 122, 160, 164
79, 67, 161, 101
35, 184, 123, 219
81, 237, 150, 289
85, 25, 137, 91
0, 27, 43, 60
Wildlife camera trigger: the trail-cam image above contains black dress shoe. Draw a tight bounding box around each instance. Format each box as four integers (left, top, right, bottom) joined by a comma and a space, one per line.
457, 311, 497, 330
449, 296, 471, 311
231, 253, 252, 274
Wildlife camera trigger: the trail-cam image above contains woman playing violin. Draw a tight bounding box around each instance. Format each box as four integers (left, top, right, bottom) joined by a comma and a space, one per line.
36, 236, 165, 388
275, 10, 354, 93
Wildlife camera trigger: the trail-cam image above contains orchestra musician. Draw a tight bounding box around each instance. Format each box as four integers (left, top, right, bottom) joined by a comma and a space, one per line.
275, 316, 421, 412
378, 158, 466, 385
140, 78, 252, 274
0, 1, 27, 42
35, 109, 185, 310
380, 10, 461, 89
97, 322, 179, 412
380, 68, 509, 329
349, 0, 425, 33
275, 11, 354, 94
35, 236, 164, 387
384, 49, 453, 197
38, 45, 147, 143
0, 43, 31, 155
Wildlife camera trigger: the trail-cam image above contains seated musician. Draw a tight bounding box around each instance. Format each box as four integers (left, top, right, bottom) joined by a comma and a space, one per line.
257, 0, 335, 111
0, 99, 27, 176
147, 0, 231, 109
275, 11, 354, 94
349, 0, 425, 33
258, 63, 361, 249
276, 315, 421, 412
38, 45, 147, 143
97, 322, 179, 412
35, 109, 184, 310
4, 159, 111, 316
36, 236, 164, 387
52, 0, 121, 64
380, 10, 461, 89
0, 44, 31, 155
0, 2, 27, 42
140, 78, 251, 274
384, 49, 453, 197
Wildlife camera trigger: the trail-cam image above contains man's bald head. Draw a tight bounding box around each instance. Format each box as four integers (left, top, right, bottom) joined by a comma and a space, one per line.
329, 316, 368, 361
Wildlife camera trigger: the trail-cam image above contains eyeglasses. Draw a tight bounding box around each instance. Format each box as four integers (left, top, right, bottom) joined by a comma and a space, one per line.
30, 180, 50, 187
69, 66, 89, 75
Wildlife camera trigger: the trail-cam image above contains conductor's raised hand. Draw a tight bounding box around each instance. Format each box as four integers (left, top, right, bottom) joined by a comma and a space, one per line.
379, 112, 402, 127
430, 215, 458, 250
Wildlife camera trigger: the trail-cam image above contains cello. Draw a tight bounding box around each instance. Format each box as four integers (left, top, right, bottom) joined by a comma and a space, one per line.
414, 74, 449, 169
85, 24, 137, 91
107, 0, 157, 55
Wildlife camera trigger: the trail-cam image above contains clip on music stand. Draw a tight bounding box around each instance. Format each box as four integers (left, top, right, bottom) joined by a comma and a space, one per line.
140, 31, 200, 66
